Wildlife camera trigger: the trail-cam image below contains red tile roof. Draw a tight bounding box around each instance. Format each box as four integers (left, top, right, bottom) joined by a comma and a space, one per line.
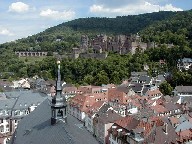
177, 129, 192, 142
69, 93, 108, 112
145, 88, 162, 98
108, 88, 133, 104
136, 120, 154, 136
150, 104, 167, 113
115, 116, 140, 130
63, 86, 77, 93
85, 101, 105, 117
169, 117, 179, 125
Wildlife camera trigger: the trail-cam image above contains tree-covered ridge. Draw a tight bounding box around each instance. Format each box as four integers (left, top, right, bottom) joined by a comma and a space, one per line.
0, 11, 177, 53
0, 10, 192, 87
62, 11, 176, 34
0, 27, 82, 54
141, 10, 192, 47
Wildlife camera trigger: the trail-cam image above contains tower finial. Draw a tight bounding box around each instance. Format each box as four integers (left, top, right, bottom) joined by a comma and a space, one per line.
56, 60, 62, 95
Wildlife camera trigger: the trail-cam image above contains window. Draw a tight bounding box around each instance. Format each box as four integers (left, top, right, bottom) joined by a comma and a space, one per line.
0, 125, 4, 132
25, 110, 29, 115
6, 124, 9, 132
14, 110, 20, 116
57, 110, 63, 117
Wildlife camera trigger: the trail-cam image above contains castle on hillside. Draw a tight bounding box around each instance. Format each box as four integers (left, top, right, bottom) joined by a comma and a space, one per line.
70, 34, 155, 59
14, 33, 169, 59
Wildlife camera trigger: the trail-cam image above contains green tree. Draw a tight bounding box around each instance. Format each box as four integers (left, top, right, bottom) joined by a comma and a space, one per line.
94, 70, 109, 86
83, 74, 94, 85
159, 81, 173, 96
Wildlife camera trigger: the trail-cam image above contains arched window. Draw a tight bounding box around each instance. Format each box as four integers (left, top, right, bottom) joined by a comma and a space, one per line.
57, 110, 63, 117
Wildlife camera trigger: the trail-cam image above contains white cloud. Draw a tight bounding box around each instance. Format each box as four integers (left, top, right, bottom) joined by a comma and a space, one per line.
0, 28, 14, 36
90, 1, 183, 17
40, 9, 75, 20
9, 2, 29, 13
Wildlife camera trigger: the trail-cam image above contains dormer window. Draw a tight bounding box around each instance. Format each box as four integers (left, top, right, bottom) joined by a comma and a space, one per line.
25, 110, 29, 115
14, 110, 20, 116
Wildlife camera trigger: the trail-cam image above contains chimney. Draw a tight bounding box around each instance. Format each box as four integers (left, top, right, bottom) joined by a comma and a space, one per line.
164, 123, 168, 135
125, 105, 128, 116
112, 125, 117, 132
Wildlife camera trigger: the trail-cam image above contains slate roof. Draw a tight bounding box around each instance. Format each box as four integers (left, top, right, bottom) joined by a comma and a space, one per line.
156, 74, 165, 81
4, 91, 24, 98
0, 99, 16, 118
0, 99, 16, 110
129, 83, 143, 92
116, 86, 131, 94
175, 120, 192, 132
0, 93, 7, 100
154, 122, 179, 144
138, 75, 151, 84
13, 92, 46, 110
131, 72, 147, 77
98, 109, 122, 124
10, 98, 99, 144
175, 86, 192, 93
178, 58, 192, 63
86, 101, 106, 117
96, 103, 111, 116
142, 87, 149, 95
0, 90, 47, 120
4, 90, 47, 110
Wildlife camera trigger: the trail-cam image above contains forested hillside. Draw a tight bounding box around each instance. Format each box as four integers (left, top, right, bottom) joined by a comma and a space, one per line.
0, 11, 177, 53
57, 11, 176, 34
0, 10, 192, 87
141, 10, 192, 47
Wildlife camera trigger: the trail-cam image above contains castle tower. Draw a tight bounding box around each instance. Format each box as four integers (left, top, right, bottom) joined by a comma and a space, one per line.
51, 60, 67, 125
80, 35, 89, 52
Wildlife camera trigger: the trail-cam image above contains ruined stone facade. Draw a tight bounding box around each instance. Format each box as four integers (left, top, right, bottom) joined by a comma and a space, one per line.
80, 35, 89, 52
81, 34, 155, 55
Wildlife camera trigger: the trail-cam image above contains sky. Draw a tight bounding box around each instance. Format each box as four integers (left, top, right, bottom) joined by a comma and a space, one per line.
0, 0, 191, 44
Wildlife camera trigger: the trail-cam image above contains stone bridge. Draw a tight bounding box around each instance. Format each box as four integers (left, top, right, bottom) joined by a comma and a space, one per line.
15, 52, 48, 57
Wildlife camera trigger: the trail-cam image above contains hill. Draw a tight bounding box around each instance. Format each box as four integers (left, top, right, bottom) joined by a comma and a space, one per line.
54, 11, 177, 34
0, 10, 192, 86
140, 10, 192, 47
0, 11, 177, 54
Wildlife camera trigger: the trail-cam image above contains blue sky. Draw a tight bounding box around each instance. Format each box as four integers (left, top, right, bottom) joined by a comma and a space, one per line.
0, 0, 191, 44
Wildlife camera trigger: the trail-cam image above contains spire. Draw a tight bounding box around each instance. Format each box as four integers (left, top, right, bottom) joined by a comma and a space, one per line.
56, 60, 62, 96
51, 60, 67, 125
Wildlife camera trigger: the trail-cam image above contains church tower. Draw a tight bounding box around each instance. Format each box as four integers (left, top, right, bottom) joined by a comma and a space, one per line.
51, 60, 67, 125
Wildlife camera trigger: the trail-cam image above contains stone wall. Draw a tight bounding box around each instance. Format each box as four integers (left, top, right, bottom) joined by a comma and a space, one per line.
79, 53, 108, 59
15, 52, 48, 57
